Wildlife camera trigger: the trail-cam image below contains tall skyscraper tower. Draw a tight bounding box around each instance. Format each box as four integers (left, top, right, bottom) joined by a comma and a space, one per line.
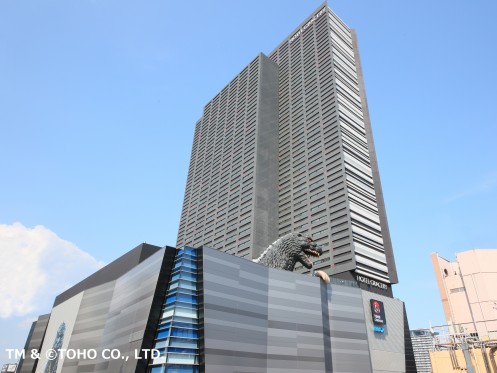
177, 4, 398, 292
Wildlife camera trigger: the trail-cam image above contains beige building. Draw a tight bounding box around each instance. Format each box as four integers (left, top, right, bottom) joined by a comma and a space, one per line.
414, 324, 497, 373
430, 347, 497, 373
432, 249, 497, 338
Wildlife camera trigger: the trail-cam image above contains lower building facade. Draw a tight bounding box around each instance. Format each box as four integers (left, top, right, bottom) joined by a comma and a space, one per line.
410, 329, 436, 373
20, 243, 415, 373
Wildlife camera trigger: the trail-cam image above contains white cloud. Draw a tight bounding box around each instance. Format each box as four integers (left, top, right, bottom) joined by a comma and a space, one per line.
0, 223, 103, 318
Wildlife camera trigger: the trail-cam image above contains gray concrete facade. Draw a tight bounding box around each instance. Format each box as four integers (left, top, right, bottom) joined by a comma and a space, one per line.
176, 54, 280, 260
17, 314, 50, 373
42, 247, 167, 373
176, 3, 398, 286
21, 243, 410, 372
268, 5, 397, 284
19, 244, 175, 373
201, 247, 407, 373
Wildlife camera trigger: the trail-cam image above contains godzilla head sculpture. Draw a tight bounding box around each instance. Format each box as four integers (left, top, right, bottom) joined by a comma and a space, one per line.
254, 233, 330, 283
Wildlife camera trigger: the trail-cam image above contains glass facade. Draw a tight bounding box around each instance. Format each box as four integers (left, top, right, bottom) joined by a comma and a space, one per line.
148, 247, 200, 373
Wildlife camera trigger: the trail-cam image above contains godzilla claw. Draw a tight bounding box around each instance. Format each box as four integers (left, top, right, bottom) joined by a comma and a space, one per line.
315, 270, 330, 284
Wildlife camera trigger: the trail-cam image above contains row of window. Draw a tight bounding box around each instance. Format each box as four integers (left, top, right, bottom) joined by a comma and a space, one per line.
179, 56, 265, 247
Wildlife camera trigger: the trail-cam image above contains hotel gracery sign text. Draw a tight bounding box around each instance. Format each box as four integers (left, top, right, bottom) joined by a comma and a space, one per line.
289, 8, 327, 43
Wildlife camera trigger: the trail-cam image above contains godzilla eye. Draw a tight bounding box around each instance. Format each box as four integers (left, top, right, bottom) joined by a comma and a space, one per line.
297, 233, 303, 237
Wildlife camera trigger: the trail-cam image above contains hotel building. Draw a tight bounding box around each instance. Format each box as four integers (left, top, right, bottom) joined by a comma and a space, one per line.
176, 3, 398, 291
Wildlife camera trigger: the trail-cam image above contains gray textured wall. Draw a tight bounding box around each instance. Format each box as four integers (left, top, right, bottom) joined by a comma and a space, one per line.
202, 247, 407, 373
63, 248, 165, 373
326, 285, 373, 373
17, 314, 50, 373
361, 293, 406, 373
63, 281, 115, 372
252, 53, 280, 259
21, 243, 407, 373
26, 247, 166, 373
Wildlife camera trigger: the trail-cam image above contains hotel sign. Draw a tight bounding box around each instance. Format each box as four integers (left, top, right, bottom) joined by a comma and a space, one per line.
370, 299, 386, 325
289, 8, 327, 43
356, 275, 388, 290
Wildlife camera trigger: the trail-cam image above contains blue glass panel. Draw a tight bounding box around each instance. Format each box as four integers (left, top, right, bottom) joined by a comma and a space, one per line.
176, 258, 196, 268
167, 287, 179, 294
175, 300, 196, 308
158, 323, 171, 331
168, 338, 198, 349
154, 340, 167, 349
181, 294, 197, 302
167, 347, 198, 354
177, 293, 197, 303
172, 316, 198, 324
177, 280, 196, 290
173, 260, 183, 268
178, 270, 196, 278
183, 247, 196, 255
149, 247, 199, 373
175, 288, 196, 296
157, 330, 170, 339
184, 259, 196, 266
179, 272, 196, 281
165, 366, 198, 373
172, 322, 198, 330
181, 256, 196, 263
173, 307, 197, 318
177, 278, 195, 286
170, 328, 197, 338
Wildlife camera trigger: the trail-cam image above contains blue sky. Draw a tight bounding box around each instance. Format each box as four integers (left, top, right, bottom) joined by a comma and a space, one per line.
1, 0, 497, 363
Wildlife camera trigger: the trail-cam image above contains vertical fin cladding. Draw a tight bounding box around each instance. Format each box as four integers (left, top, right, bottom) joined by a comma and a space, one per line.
350, 28, 398, 284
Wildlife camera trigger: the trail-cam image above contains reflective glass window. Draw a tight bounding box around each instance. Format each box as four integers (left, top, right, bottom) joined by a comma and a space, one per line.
148, 247, 200, 373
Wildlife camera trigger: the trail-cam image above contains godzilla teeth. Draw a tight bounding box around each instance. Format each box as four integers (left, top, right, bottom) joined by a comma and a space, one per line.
305, 249, 320, 257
